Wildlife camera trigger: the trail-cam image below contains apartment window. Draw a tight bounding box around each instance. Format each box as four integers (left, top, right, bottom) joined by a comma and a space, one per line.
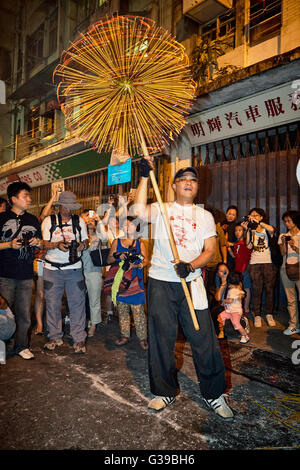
27, 106, 40, 138
49, 9, 58, 56
42, 111, 55, 137
250, 0, 281, 46
76, 0, 96, 23
201, 8, 236, 52
27, 24, 44, 71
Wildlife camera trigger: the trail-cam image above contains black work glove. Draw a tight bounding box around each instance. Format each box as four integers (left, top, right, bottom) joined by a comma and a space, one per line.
139, 157, 152, 178
174, 261, 194, 279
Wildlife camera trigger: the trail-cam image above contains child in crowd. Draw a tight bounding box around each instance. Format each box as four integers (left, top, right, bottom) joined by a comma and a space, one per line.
228, 223, 252, 331
0, 295, 16, 364
217, 271, 250, 344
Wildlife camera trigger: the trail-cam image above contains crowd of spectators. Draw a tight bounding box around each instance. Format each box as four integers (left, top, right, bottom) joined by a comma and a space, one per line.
0, 181, 299, 364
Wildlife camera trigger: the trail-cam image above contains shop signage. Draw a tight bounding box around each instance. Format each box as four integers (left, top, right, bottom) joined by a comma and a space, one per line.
0, 149, 111, 195
186, 81, 300, 146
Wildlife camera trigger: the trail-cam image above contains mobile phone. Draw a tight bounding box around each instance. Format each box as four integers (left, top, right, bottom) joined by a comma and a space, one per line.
285, 236, 291, 241
89, 210, 95, 218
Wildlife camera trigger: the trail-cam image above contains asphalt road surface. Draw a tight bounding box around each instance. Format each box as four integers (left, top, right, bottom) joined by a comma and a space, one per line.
0, 315, 300, 452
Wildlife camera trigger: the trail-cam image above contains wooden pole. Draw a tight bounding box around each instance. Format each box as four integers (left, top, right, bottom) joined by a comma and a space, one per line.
134, 116, 200, 331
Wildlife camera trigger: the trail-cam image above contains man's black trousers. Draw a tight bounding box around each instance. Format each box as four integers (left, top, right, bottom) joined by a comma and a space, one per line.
147, 277, 226, 400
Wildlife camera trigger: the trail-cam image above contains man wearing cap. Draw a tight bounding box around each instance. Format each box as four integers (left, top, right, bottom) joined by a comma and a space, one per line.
134, 159, 233, 421
41, 191, 89, 353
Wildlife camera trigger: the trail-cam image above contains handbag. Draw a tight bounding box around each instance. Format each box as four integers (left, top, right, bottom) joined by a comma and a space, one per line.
266, 230, 283, 268
89, 244, 110, 267
286, 262, 300, 281
103, 264, 144, 297
285, 238, 299, 281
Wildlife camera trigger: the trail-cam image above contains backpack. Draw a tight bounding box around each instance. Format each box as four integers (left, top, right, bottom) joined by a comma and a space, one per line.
48, 213, 82, 243
45, 213, 82, 269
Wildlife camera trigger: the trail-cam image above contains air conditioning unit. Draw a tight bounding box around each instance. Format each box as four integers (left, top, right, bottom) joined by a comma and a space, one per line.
183, 0, 233, 24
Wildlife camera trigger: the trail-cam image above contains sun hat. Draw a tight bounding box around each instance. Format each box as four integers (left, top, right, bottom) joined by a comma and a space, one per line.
54, 191, 81, 210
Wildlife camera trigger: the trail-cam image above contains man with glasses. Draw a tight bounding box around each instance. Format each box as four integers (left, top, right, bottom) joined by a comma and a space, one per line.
134, 160, 233, 421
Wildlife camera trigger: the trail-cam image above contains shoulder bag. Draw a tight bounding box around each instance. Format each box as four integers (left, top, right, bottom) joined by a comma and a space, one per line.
89, 242, 110, 267
266, 230, 283, 268
285, 238, 299, 281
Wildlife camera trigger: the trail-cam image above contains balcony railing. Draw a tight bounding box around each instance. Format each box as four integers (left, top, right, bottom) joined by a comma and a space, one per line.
1, 127, 78, 165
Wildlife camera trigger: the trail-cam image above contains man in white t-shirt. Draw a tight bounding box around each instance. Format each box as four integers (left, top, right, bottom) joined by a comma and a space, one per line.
41, 192, 88, 353
134, 159, 233, 421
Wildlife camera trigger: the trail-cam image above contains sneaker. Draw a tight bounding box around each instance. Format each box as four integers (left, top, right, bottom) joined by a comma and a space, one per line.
240, 335, 250, 344
254, 316, 262, 328
148, 396, 175, 412
242, 316, 250, 335
44, 339, 63, 351
203, 394, 234, 421
18, 348, 34, 360
283, 326, 300, 335
266, 314, 276, 327
73, 342, 86, 353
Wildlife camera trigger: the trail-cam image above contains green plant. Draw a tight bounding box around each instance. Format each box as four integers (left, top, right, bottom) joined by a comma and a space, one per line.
191, 37, 232, 85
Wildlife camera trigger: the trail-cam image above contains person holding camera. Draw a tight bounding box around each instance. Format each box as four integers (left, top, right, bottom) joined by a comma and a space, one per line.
242, 208, 277, 328
0, 182, 42, 360
41, 191, 88, 353
219, 205, 239, 271
80, 209, 103, 337
278, 210, 300, 335
97, 195, 125, 322
106, 216, 148, 350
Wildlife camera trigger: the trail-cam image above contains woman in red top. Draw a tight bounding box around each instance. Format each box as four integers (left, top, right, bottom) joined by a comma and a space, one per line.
229, 224, 252, 316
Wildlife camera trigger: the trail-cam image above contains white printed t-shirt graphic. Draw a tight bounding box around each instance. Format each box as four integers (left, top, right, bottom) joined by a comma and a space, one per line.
249, 229, 272, 264
149, 202, 216, 310
42, 216, 88, 270
149, 202, 216, 282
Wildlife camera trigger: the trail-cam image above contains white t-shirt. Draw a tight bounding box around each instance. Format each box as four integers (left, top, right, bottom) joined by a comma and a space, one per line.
42, 215, 88, 270
278, 231, 300, 265
224, 287, 243, 314
149, 202, 216, 282
249, 229, 272, 264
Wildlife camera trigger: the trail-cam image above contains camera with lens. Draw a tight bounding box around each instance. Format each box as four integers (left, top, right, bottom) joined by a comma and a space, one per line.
114, 249, 144, 271
69, 240, 79, 264
285, 235, 291, 242
241, 216, 259, 230
18, 233, 31, 253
